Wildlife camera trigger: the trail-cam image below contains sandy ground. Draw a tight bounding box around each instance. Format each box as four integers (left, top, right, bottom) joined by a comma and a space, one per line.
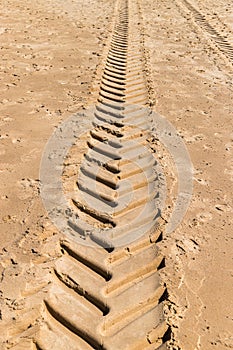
140, 0, 233, 348
0, 0, 232, 349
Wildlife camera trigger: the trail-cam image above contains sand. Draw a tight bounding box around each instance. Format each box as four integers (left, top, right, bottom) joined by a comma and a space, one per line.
0, 0, 232, 349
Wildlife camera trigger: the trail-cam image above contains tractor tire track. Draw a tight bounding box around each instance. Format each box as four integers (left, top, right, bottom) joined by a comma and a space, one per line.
177, 0, 233, 64
5, 0, 169, 349
195, 0, 233, 38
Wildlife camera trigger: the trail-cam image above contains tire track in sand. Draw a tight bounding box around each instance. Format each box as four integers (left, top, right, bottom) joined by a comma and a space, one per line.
4, 0, 169, 349
177, 0, 233, 65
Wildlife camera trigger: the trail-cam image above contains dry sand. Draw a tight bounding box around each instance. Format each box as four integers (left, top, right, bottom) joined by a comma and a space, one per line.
0, 0, 232, 349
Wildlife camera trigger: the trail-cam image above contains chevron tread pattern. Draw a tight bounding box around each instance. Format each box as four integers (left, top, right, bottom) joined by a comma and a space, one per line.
6, 0, 169, 349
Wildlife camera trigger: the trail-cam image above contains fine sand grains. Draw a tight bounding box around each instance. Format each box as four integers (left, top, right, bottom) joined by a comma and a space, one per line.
0, 0, 232, 349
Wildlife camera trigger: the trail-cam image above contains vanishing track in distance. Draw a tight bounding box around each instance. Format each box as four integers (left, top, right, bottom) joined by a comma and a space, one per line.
177, 0, 233, 64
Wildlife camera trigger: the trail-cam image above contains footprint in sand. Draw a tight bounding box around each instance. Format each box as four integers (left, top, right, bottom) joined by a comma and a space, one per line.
20, 148, 40, 163
17, 178, 40, 200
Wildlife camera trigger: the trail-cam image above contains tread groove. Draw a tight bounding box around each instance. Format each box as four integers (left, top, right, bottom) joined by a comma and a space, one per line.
44, 301, 105, 350
60, 243, 112, 281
